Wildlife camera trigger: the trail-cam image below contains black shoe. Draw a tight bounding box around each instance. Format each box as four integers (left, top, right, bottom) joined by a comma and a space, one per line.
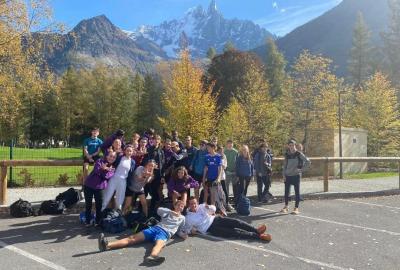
98, 233, 108, 252
144, 255, 165, 264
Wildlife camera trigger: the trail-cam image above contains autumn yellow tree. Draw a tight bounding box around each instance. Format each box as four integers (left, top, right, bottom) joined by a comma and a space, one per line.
217, 98, 250, 144
350, 72, 400, 156
286, 50, 342, 150
159, 50, 217, 142
0, 0, 56, 142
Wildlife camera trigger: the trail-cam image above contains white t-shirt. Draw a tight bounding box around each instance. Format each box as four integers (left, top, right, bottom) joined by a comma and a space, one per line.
129, 166, 153, 192
183, 204, 216, 234
112, 156, 131, 180
221, 154, 227, 180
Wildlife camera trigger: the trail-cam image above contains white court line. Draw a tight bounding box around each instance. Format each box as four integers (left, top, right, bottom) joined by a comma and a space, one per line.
201, 234, 351, 270
253, 206, 400, 236
337, 199, 400, 210
0, 240, 66, 270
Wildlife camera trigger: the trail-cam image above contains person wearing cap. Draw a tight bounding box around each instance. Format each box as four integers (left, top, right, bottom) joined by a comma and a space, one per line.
101, 129, 126, 155
280, 139, 311, 215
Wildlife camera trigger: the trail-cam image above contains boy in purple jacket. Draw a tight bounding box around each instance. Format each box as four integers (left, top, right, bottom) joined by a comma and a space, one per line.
83, 151, 117, 226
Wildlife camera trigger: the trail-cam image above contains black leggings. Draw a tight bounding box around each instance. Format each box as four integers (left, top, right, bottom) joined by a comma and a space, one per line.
83, 185, 103, 225
207, 216, 259, 239
238, 176, 251, 196
284, 175, 301, 208
220, 180, 228, 203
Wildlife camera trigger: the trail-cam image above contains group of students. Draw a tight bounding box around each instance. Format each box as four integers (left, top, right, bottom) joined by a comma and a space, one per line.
82, 127, 310, 264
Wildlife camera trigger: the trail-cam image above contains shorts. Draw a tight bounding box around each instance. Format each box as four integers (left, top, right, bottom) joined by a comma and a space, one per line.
142, 226, 169, 242
83, 155, 100, 164
193, 173, 203, 184
205, 180, 218, 187
125, 188, 145, 197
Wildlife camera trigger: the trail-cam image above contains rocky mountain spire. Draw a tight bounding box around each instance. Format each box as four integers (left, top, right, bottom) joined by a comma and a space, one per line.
208, 0, 218, 14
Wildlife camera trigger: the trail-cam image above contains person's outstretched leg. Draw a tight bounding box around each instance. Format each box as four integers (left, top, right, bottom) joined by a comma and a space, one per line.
98, 231, 145, 251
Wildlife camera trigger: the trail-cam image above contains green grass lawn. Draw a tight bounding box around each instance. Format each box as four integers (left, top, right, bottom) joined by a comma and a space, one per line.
0, 146, 85, 187
344, 171, 398, 179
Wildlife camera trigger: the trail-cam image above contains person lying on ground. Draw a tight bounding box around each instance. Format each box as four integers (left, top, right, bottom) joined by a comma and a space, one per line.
98, 200, 187, 265
182, 197, 271, 242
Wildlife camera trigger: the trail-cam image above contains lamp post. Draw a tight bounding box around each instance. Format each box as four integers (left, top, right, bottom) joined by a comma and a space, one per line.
338, 91, 345, 179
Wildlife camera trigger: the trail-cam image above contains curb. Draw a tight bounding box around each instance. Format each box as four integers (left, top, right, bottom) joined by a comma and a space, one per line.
1, 189, 399, 218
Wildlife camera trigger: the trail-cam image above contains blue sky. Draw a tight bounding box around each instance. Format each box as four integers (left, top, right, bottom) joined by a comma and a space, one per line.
49, 0, 342, 36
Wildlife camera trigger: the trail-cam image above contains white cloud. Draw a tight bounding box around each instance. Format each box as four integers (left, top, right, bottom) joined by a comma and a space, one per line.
280, 8, 286, 13
272, 2, 278, 9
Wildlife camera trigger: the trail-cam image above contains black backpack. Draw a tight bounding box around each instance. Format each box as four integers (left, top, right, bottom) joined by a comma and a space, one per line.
101, 209, 125, 234
10, 199, 34, 218
132, 217, 159, 234
39, 200, 65, 215
55, 188, 80, 208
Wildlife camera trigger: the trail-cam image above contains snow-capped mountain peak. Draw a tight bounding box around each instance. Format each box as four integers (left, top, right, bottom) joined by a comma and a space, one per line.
125, 0, 274, 58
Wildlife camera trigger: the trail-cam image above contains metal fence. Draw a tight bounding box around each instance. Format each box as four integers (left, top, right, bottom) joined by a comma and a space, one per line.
0, 144, 82, 187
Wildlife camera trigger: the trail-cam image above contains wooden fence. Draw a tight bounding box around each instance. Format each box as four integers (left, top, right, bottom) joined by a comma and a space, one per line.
1, 157, 400, 205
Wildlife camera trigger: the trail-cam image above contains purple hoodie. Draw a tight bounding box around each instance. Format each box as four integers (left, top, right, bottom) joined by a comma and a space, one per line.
167, 175, 199, 194
84, 158, 115, 190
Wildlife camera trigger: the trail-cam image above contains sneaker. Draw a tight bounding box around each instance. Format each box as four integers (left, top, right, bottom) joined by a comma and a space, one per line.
98, 233, 108, 252
226, 204, 234, 212
259, 233, 272, 242
257, 224, 267, 235
291, 208, 300, 215
144, 255, 166, 264
280, 207, 288, 214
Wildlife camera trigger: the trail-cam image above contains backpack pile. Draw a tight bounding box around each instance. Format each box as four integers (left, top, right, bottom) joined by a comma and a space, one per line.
10, 199, 34, 218
39, 188, 80, 215
101, 208, 125, 234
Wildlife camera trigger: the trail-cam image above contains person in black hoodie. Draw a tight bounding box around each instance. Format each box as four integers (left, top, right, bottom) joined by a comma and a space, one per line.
144, 135, 166, 211
254, 143, 273, 202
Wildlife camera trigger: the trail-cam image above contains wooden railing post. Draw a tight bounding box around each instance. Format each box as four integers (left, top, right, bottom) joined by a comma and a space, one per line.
398, 161, 400, 190
0, 165, 8, 205
82, 165, 88, 185
323, 158, 329, 192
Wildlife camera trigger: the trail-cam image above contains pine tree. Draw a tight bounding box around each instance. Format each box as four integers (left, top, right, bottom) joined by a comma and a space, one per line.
265, 38, 287, 98
348, 12, 371, 89
223, 41, 235, 52
207, 47, 217, 60
351, 72, 400, 156
159, 50, 217, 142
381, 0, 400, 86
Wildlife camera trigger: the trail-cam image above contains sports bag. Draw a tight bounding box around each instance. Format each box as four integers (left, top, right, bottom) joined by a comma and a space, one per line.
101, 209, 125, 234
39, 200, 65, 215
10, 199, 34, 218
55, 188, 80, 208
236, 194, 251, 216
131, 217, 159, 234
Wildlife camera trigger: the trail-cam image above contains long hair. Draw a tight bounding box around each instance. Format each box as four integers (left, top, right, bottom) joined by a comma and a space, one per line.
171, 166, 189, 182
240, 145, 251, 160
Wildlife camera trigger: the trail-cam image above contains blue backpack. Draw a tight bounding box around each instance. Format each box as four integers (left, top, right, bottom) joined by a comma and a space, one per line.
101, 209, 125, 233
237, 194, 251, 216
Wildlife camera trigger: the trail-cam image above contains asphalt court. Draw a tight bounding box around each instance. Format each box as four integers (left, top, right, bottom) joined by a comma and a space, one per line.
0, 195, 399, 270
